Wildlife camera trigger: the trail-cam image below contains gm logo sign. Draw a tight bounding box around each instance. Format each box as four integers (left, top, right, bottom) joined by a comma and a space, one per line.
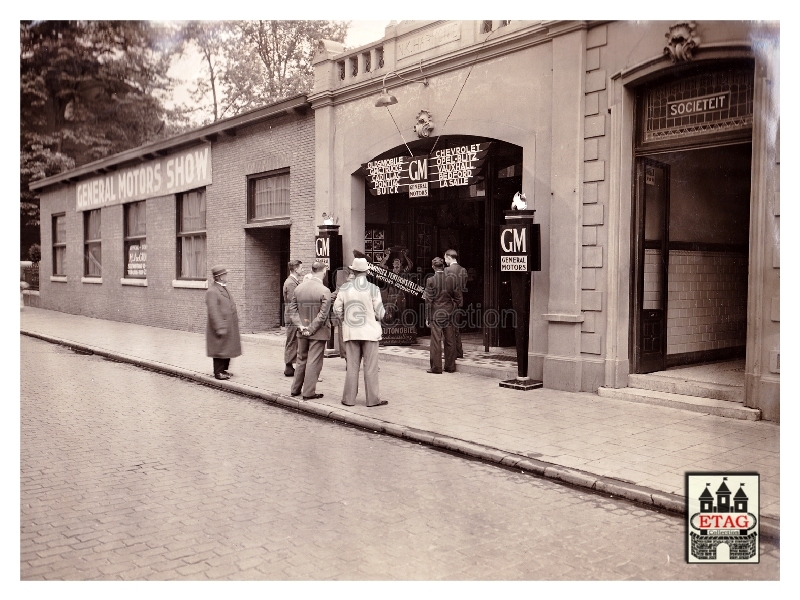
499, 223, 540, 273
315, 236, 330, 258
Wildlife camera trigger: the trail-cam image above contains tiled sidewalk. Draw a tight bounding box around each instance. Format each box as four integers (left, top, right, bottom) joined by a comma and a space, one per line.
20, 307, 780, 525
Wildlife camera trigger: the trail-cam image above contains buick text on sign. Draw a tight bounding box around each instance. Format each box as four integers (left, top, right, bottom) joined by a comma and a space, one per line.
75, 143, 212, 211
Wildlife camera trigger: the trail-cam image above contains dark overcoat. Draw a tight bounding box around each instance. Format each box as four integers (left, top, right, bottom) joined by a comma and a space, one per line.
423, 270, 463, 326
206, 282, 242, 358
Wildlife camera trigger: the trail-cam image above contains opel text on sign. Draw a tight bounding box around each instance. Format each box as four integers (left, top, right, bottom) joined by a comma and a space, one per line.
75, 143, 212, 211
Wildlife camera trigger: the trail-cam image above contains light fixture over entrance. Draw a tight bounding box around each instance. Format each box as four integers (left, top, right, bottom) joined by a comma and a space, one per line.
374, 62, 428, 108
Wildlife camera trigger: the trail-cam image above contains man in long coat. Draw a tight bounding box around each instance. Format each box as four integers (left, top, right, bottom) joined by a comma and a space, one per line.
287, 262, 332, 400
444, 249, 468, 358
332, 257, 387, 407
424, 257, 462, 374
206, 265, 242, 380
282, 259, 304, 376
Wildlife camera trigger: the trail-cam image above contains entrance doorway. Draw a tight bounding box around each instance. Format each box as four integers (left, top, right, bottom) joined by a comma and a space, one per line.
632, 144, 752, 373
363, 136, 523, 350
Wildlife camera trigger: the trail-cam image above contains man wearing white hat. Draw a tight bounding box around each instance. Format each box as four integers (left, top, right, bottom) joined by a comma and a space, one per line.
206, 265, 242, 380
332, 257, 387, 407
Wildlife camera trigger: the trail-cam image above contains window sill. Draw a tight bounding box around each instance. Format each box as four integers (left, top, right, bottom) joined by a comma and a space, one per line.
50, 276, 68, 283
81, 277, 103, 284
172, 279, 208, 289
121, 278, 147, 287
23, 290, 40, 296
244, 217, 292, 228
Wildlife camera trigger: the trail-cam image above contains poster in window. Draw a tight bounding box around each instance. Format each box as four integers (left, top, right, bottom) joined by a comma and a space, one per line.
127, 243, 147, 277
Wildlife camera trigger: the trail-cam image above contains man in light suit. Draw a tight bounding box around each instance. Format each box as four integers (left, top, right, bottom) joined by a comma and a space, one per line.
444, 249, 468, 358
287, 262, 331, 400
333, 257, 387, 407
424, 257, 462, 374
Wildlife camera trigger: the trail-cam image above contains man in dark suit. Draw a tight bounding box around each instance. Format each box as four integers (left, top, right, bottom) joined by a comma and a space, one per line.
287, 261, 332, 400
424, 257, 463, 374
444, 249, 468, 359
206, 265, 242, 380
282, 259, 304, 376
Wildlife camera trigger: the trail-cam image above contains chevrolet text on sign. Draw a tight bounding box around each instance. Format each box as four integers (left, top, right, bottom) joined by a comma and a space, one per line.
75, 143, 212, 211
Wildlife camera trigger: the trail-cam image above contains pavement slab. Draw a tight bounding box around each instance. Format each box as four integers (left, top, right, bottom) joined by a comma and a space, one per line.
20, 307, 780, 529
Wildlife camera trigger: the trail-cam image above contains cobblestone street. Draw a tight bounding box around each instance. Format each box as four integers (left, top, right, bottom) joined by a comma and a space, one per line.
20, 336, 779, 580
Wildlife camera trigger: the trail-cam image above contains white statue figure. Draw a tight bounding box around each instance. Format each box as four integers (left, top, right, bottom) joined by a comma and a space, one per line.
511, 192, 527, 210
322, 212, 337, 225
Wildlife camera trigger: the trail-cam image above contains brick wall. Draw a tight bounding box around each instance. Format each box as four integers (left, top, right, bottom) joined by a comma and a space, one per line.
666, 250, 748, 355
36, 110, 315, 335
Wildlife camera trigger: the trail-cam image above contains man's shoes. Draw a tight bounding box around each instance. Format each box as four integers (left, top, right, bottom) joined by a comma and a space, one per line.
290, 392, 301, 397
341, 401, 355, 407
367, 401, 389, 407
456, 354, 464, 359
214, 373, 231, 380
222, 370, 233, 377
284, 365, 295, 377
426, 369, 442, 374
302, 393, 324, 400
444, 368, 456, 373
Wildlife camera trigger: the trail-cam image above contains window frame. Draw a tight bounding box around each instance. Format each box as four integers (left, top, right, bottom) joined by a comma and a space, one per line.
176, 188, 208, 281
123, 200, 147, 279
246, 168, 291, 223
52, 213, 66, 276
83, 209, 102, 277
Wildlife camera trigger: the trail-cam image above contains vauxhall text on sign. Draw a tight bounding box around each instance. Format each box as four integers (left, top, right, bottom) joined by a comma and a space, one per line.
499, 223, 541, 272
363, 142, 490, 196
75, 143, 212, 211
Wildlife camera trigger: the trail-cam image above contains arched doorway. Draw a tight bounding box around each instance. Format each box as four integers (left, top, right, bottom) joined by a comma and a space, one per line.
361, 135, 523, 350
630, 60, 754, 374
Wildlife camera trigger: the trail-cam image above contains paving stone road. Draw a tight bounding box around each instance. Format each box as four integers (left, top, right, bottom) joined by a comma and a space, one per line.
20, 336, 779, 580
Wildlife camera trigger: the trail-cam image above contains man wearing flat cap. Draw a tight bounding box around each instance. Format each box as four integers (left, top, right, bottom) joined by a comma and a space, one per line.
206, 265, 242, 380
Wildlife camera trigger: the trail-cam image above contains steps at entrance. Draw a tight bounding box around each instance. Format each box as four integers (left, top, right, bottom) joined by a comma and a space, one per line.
628, 373, 744, 403
596, 386, 760, 420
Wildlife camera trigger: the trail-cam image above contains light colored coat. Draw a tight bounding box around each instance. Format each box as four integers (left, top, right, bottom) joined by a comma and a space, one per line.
332, 275, 385, 342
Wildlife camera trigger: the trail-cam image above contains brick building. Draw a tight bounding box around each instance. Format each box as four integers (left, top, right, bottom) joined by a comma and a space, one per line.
29, 20, 780, 421
31, 96, 316, 335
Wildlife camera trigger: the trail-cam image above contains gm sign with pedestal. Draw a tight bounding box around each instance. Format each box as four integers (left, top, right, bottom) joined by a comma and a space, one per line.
499, 223, 541, 273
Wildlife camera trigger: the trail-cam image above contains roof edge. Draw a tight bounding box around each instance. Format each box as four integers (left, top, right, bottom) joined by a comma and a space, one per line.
30, 95, 310, 192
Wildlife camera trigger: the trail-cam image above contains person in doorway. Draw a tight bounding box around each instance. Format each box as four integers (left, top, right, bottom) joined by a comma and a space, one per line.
444, 249, 468, 358
333, 257, 387, 407
287, 262, 332, 400
424, 257, 462, 374
379, 247, 413, 325
206, 265, 242, 380
282, 260, 304, 376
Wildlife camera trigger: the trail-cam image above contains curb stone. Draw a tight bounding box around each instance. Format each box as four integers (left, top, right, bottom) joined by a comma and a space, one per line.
20, 329, 780, 543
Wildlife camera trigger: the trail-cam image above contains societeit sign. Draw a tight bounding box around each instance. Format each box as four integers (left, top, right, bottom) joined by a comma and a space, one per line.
667, 91, 730, 118
75, 143, 212, 211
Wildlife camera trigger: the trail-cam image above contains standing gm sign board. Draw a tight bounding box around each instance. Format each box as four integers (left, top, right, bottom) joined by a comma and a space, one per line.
315, 227, 343, 291
500, 223, 541, 272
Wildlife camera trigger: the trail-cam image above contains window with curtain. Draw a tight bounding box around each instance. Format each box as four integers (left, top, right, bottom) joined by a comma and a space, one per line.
52, 214, 66, 276
124, 201, 147, 278
248, 170, 290, 221
84, 209, 102, 277
177, 188, 207, 279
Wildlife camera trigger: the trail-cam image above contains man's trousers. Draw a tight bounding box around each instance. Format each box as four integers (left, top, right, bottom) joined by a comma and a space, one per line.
342, 340, 381, 406
284, 324, 299, 366
291, 337, 326, 397
429, 321, 456, 373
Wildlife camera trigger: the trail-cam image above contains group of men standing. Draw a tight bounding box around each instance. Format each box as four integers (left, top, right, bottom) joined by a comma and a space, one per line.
204, 248, 469, 404
282, 256, 388, 407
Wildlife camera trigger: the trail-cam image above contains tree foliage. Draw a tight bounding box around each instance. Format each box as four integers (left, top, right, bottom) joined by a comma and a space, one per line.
20, 20, 186, 257
180, 20, 348, 124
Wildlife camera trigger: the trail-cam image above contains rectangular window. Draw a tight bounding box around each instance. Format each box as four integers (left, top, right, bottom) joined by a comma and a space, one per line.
52, 213, 66, 276
177, 188, 207, 279
248, 170, 290, 221
84, 209, 102, 277
124, 201, 147, 278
